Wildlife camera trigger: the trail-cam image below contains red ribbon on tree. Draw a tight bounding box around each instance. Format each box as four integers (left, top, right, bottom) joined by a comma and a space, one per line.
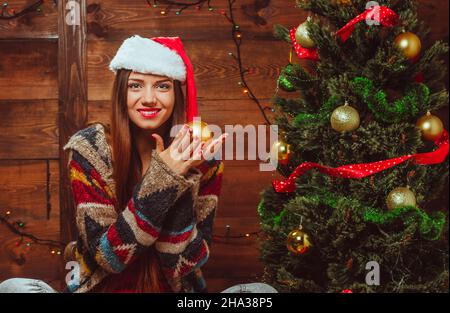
273, 130, 449, 193
289, 27, 320, 61
336, 5, 399, 42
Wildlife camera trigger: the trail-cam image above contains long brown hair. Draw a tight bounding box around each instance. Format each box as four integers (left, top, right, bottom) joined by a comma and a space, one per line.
92, 69, 186, 292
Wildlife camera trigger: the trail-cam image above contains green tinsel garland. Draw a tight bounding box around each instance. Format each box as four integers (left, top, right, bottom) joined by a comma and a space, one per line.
350, 77, 430, 123
293, 96, 339, 125
291, 77, 430, 127
364, 206, 446, 241
259, 192, 445, 240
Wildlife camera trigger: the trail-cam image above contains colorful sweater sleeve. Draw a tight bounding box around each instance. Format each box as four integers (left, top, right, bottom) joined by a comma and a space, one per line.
68, 148, 201, 274
154, 158, 224, 291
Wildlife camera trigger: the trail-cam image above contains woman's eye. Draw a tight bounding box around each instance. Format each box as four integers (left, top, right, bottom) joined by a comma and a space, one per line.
157, 83, 171, 90
128, 83, 142, 89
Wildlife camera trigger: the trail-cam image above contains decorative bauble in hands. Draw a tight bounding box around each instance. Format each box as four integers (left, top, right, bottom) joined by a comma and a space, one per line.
187, 120, 213, 142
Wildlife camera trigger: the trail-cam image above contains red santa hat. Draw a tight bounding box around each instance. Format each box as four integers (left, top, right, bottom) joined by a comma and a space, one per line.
109, 35, 198, 122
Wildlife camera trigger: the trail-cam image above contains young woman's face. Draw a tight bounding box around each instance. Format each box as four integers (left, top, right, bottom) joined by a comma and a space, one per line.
127, 71, 175, 130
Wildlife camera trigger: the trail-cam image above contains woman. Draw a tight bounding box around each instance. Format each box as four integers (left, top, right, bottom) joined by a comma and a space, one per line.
0, 35, 226, 293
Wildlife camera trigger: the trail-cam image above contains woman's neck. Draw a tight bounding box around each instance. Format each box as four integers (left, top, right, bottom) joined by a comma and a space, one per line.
133, 124, 168, 172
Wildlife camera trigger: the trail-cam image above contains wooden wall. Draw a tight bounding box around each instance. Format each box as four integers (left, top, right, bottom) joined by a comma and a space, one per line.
0, 0, 60, 288
0, 0, 448, 293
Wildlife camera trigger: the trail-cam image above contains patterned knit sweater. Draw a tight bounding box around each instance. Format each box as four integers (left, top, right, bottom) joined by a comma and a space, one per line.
62, 123, 223, 293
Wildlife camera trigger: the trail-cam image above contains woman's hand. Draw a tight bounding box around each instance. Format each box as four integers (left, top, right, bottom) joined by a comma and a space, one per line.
152, 124, 227, 176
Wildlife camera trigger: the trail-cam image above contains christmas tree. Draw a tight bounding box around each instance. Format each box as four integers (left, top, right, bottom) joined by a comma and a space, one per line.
258, 0, 449, 292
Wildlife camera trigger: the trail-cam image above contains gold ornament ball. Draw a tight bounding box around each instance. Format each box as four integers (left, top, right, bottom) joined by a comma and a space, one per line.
416, 112, 444, 141
386, 187, 417, 210
270, 139, 292, 165
330, 104, 360, 132
187, 120, 213, 142
286, 229, 312, 255
394, 32, 421, 60
295, 20, 316, 49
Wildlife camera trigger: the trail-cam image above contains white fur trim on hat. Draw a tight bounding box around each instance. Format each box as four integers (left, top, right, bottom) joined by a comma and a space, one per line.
109, 35, 186, 81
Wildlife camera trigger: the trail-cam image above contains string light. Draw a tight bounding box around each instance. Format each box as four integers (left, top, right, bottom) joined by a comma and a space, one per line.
0, 0, 57, 20
213, 231, 261, 241
1, 210, 66, 251
149, 0, 213, 16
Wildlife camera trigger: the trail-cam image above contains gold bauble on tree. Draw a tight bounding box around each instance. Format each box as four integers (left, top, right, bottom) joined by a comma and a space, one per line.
416, 111, 444, 141
270, 137, 292, 165
295, 18, 316, 49
330, 102, 360, 133
386, 187, 417, 210
394, 31, 421, 60
286, 227, 312, 255
187, 120, 213, 142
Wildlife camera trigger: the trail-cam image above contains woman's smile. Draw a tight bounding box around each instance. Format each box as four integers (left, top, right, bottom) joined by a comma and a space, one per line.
137, 108, 162, 119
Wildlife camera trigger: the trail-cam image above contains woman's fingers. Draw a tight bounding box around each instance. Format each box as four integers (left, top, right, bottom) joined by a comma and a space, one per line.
151, 134, 165, 154
171, 124, 189, 147
181, 135, 201, 161
202, 133, 228, 160
177, 126, 193, 155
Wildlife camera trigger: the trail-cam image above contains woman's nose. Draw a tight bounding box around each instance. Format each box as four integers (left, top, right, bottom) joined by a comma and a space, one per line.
142, 86, 156, 104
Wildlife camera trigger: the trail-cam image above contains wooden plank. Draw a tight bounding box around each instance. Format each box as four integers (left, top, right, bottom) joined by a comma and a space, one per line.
203, 217, 263, 292
87, 39, 290, 101
0, 160, 61, 290
0, 100, 59, 159
58, 0, 88, 244
417, 0, 449, 42
219, 160, 274, 217
0, 0, 58, 39
0, 39, 58, 100
84, 0, 302, 41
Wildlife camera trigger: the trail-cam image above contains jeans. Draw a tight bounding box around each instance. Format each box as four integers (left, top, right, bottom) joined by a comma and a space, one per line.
0, 278, 57, 293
